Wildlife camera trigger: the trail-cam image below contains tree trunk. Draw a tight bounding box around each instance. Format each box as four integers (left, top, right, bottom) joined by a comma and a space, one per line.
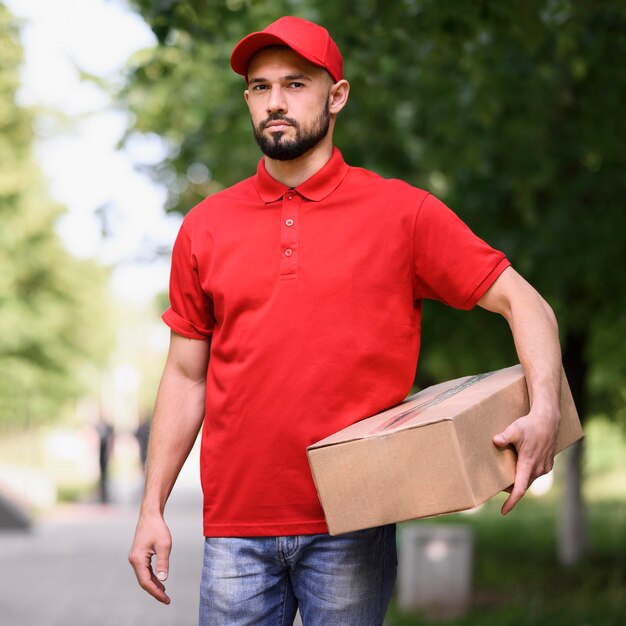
558, 439, 587, 565
557, 330, 589, 566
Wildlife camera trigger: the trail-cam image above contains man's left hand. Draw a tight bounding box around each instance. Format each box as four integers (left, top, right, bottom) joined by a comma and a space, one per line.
492, 410, 559, 515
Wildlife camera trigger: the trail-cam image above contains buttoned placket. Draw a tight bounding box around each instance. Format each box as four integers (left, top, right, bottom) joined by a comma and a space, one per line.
280, 190, 301, 278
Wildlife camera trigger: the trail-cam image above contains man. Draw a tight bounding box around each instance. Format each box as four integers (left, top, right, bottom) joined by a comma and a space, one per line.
95, 413, 114, 504
129, 16, 561, 626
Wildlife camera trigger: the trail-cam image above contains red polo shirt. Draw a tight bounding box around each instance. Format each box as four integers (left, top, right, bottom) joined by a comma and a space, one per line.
163, 148, 509, 536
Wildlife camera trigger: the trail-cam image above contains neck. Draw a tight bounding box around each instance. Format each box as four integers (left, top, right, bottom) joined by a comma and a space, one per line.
263, 137, 334, 188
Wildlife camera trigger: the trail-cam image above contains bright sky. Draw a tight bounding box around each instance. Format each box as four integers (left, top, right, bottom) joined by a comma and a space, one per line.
6, 0, 182, 302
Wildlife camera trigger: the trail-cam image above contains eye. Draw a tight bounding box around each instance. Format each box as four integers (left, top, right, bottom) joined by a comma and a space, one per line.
288, 82, 304, 89
251, 84, 268, 91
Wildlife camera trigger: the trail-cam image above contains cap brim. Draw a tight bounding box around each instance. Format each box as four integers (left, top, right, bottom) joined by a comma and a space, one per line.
230, 31, 326, 79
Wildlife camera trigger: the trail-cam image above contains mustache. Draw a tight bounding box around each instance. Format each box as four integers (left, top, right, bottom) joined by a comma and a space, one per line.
260, 113, 299, 130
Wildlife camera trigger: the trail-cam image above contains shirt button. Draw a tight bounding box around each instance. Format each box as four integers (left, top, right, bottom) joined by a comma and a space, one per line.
287, 193, 294, 200
285, 219, 294, 227
284, 248, 293, 257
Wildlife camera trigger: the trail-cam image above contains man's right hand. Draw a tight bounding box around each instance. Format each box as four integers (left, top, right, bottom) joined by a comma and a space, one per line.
128, 513, 172, 604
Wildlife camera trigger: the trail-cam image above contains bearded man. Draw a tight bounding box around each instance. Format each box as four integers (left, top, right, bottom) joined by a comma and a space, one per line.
129, 16, 561, 626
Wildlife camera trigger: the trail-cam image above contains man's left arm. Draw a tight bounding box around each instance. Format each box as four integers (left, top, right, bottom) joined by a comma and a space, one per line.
477, 266, 562, 515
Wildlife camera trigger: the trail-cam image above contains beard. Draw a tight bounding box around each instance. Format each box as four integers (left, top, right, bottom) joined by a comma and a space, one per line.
253, 102, 330, 161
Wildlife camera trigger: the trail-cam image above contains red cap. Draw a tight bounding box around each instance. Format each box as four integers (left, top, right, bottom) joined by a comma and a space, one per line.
231, 16, 344, 83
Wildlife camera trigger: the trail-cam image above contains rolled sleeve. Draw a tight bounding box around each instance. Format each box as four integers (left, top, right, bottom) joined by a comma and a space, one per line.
163, 223, 215, 340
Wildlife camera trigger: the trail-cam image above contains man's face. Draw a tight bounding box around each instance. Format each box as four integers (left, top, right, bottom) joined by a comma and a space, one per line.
245, 47, 334, 161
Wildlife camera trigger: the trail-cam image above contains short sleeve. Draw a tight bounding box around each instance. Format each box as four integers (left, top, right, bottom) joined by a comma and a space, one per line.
162, 223, 215, 340
413, 194, 510, 309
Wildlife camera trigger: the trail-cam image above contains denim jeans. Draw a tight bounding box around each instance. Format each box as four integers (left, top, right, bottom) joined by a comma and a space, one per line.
199, 524, 397, 626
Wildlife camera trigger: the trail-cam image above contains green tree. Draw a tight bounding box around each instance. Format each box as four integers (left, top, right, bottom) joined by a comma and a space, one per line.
0, 3, 112, 428
120, 0, 626, 564
321, 0, 626, 566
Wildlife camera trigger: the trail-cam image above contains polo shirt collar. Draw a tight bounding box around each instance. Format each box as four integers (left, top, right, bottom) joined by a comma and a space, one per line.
254, 147, 350, 203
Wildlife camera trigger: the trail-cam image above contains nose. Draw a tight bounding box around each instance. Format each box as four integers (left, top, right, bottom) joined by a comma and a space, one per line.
266, 85, 287, 114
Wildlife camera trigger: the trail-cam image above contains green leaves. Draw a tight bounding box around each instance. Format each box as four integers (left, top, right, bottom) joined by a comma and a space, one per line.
0, 3, 112, 428
120, 0, 626, 419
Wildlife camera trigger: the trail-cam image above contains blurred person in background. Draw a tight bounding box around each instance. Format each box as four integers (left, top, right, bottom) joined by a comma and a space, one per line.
134, 415, 151, 475
129, 16, 563, 626
95, 413, 114, 504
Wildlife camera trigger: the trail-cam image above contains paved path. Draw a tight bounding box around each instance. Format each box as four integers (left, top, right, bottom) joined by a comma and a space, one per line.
0, 486, 204, 626
0, 483, 305, 626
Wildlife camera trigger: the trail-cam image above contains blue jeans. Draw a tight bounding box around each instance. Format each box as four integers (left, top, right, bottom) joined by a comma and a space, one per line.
199, 525, 397, 626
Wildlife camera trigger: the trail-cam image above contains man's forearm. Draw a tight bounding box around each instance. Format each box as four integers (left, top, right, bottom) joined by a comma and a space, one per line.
140, 334, 209, 515
504, 279, 562, 421
140, 370, 205, 514
479, 267, 562, 513
479, 267, 561, 418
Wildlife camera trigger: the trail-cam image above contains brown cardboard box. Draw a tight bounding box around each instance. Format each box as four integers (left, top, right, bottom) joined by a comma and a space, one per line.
307, 365, 583, 535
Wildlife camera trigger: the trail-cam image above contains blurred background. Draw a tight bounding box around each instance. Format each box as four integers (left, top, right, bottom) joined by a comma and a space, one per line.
0, 0, 624, 625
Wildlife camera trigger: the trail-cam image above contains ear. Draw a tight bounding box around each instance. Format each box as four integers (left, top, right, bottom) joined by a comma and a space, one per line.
328, 80, 350, 115
244, 89, 250, 105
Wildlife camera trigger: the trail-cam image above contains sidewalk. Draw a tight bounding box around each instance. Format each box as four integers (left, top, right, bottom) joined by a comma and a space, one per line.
0, 485, 204, 626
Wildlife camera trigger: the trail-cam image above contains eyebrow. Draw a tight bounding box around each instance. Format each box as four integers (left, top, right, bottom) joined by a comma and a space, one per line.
248, 72, 312, 86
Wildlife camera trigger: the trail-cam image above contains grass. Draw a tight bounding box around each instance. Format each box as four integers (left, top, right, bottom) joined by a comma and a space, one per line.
386, 493, 626, 626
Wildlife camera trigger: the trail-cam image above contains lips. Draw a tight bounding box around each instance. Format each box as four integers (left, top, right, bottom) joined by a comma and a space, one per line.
265, 120, 292, 129
262, 114, 298, 131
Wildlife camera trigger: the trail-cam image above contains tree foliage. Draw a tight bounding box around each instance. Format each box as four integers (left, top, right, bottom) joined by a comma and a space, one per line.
120, 0, 626, 423
0, 3, 112, 428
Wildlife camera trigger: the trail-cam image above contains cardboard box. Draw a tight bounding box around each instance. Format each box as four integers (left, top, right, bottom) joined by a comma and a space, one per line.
307, 365, 583, 535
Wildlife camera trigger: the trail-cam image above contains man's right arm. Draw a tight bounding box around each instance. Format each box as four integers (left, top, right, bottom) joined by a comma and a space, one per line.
128, 331, 209, 604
